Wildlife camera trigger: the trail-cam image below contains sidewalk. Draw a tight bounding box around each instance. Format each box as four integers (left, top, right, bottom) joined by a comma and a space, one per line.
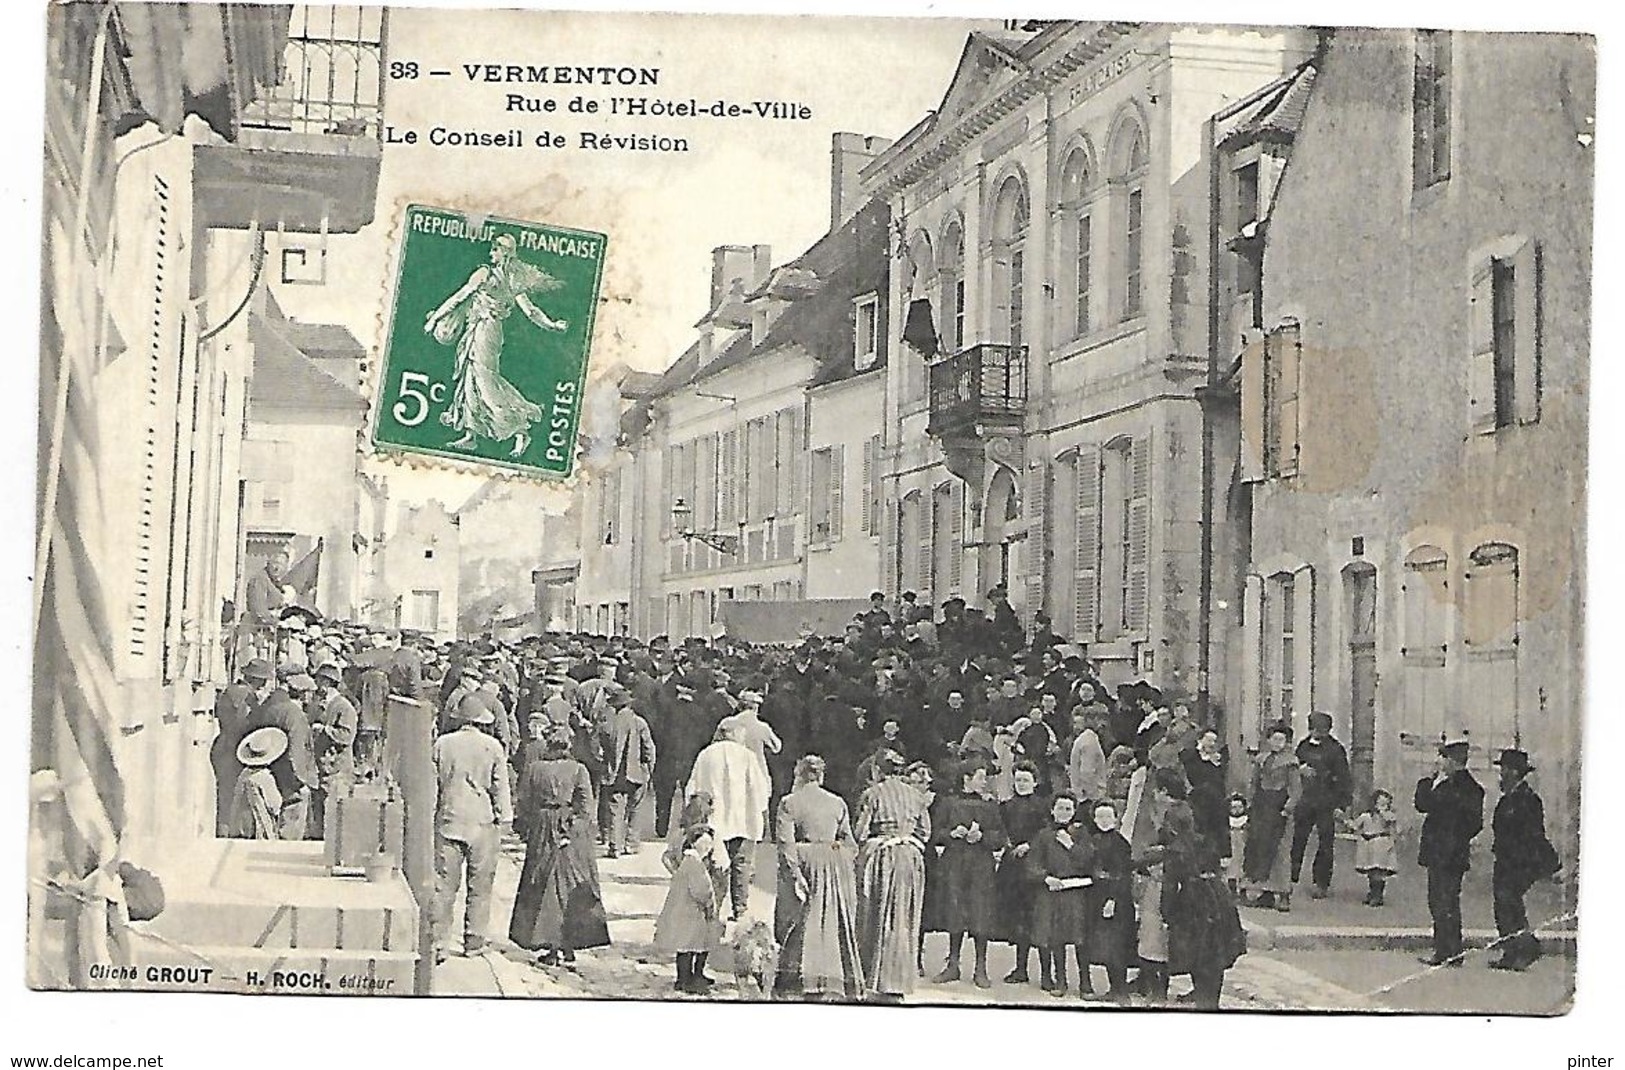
1237, 836, 1576, 952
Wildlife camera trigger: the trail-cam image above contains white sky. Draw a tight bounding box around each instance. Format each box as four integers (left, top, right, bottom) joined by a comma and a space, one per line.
279, 11, 1004, 509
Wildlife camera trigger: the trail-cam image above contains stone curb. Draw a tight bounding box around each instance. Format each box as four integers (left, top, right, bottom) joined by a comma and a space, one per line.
1241, 917, 1577, 952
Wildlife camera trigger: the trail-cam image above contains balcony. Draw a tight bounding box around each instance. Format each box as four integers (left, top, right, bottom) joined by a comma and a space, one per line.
927, 343, 1027, 438
194, 6, 385, 234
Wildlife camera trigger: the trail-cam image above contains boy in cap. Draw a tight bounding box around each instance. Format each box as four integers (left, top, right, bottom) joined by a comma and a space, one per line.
1414, 736, 1485, 966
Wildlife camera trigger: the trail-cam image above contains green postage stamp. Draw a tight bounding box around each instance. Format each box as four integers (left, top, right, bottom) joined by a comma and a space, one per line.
370, 205, 607, 477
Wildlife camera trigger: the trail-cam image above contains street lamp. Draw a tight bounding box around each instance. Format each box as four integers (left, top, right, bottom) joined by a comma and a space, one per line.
671, 497, 740, 555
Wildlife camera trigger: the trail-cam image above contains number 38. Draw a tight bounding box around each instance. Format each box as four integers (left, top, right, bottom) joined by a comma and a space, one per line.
393, 371, 446, 426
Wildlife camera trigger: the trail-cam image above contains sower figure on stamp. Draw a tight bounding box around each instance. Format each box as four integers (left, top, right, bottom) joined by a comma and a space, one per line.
423, 232, 569, 458
1488, 749, 1561, 971
432, 694, 514, 963
1414, 736, 1484, 967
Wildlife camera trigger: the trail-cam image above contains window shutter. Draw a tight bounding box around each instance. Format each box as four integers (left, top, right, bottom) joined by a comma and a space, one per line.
861, 437, 876, 534
791, 409, 806, 505
1277, 324, 1301, 478
719, 429, 737, 525
698, 434, 717, 529
1468, 259, 1497, 435
660, 445, 676, 538
1292, 564, 1316, 720
1025, 460, 1049, 619
1241, 574, 1265, 749
914, 496, 933, 602
991, 254, 1013, 344
1125, 435, 1151, 634
948, 482, 964, 594
1512, 239, 1541, 425
1074, 446, 1100, 641
890, 494, 903, 595
829, 444, 845, 540
1239, 334, 1265, 482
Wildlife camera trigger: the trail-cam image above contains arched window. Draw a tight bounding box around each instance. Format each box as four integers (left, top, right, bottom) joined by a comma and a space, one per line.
903, 230, 934, 402
939, 219, 965, 354
1109, 118, 1149, 321
1058, 146, 1095, 338
990, 176, 1029, 348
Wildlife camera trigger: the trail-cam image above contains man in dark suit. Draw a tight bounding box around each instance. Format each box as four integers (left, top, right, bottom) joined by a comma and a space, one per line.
1489, 749, 1561, 971
248, 671, 320, 839
211, 660, 268, 835
1414, 737, 1485, 966
1292, 711, 1353, 899
600, 683, 657, 858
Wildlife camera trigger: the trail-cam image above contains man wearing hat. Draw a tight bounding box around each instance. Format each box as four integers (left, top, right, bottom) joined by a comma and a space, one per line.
228, 727, 290, 840
1489, 749, 1561, 970
1414, 736, 1485, 966
1291, 711, 1353, 899
211, 659, 268, 836
432, 694, 513, 960
308, 662, 359, 838
246, 669, 319, 839
599, 683, 657, 858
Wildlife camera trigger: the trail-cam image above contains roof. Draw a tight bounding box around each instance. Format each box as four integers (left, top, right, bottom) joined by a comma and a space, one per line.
1219, 61, 1318, 148
277, 319, 365, 358
248, 294, 366, 417
694, 198, 891, 386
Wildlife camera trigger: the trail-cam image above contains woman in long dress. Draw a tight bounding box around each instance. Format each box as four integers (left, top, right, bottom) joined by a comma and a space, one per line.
508, 730, 610, 966
423, 232, 569, 457
1241, 721, 1302, 911
773, 756, 865, 1000
854, 752, 932, 1002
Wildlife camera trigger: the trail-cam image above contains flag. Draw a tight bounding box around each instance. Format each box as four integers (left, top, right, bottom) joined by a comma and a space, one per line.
32, 212, 128, 987
286, 537, 323, 599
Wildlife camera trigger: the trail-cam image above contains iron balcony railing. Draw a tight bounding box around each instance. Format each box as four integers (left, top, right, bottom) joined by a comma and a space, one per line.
240, 5, 386, 139
927, 343, 1027, 436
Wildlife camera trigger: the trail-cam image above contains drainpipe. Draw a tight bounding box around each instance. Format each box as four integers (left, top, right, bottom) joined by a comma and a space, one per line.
1197, 113, 1220, 733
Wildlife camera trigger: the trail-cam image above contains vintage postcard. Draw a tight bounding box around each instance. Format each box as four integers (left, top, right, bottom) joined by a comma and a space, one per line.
30, 3, 1590, 1016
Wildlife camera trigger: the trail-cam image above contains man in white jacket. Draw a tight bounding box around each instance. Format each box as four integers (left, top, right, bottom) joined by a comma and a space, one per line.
685, 721, 769, 921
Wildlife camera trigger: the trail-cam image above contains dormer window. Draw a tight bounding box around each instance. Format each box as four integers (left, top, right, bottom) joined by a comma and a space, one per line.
854, 293, 879, 370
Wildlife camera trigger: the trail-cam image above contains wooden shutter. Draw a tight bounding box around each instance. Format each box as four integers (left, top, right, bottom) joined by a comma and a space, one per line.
1276, 324, 1301, 478
719, 429, 737, 525
790, 408, 806, 505
1292, 564, 1317, 720
947, 482, 964, 594
1125, 435, 1151, 634
922, 491, 940, 602
861, 436, 876, 534
1025, 459, 1049, 618
991, 254, 1013, 344
1468, 259, 1497, 435
829, 444, 845, 540
697, 434, 717, 529
1512, 239, 1541, 425
1074, 446, 1100, 641
660, 445, 677, 538
882, 497, 900, 599
1241, 574, 1265, 749
1239, 333, 1265, 483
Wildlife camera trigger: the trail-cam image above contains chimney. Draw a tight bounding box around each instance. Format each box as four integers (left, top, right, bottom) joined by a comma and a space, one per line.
830, 132, 894, 229
709, 244, 773, 313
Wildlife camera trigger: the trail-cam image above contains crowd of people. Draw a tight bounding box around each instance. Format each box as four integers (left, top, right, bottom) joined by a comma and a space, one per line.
208, 583, 1562, 1005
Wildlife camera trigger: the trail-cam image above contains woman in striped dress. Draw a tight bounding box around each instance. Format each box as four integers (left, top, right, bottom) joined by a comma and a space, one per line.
853, 752, 932, 1002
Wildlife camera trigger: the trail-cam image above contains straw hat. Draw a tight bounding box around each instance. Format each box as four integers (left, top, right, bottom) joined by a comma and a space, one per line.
237, 726, 289, 767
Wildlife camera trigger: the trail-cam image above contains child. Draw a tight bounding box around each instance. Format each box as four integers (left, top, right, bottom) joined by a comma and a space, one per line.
1225, 793, 1249, 894
656, 824, 724, 994
1027, 791, 1097, 998
1353, 789, 1400, 906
